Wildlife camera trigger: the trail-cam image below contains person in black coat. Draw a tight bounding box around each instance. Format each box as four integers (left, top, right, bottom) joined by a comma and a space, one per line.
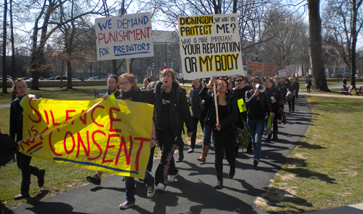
245, 77, 272, 167
115, 73, 157, 209
10, 78, 45, 200
153, 69, 193, 191
266, 79, 282, 141
199, 77, 238, 189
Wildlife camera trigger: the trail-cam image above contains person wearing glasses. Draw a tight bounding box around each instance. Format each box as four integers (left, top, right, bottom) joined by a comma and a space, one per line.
233, 75, 252, 154
86, 75, 120, 185
115, 73, 157, 209
200, 77, 238, 189
245, 77, 272, 167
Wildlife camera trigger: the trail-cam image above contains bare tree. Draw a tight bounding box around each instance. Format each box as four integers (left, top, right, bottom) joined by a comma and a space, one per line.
261, 8, 309, 69
323, 0, 363, 88
25, 0, 105, 90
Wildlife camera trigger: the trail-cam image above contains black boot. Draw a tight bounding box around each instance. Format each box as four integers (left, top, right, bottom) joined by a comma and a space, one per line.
266, 134, 271, 142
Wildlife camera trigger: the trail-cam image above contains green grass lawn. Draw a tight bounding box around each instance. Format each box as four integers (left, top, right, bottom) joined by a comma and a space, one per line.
0, 83, 201, 210
256, 96, 363, 212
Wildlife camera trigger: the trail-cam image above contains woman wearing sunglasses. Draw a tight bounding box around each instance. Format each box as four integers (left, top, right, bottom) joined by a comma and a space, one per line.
245, 77, 272, 167
199, 77, 238, 189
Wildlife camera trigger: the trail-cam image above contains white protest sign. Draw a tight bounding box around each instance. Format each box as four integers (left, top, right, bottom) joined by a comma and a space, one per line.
95, 12, 154, 61
178, 14, 243, 80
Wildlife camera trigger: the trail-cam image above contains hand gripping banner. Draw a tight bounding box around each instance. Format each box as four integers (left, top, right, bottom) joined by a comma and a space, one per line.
18, 96, 153, 179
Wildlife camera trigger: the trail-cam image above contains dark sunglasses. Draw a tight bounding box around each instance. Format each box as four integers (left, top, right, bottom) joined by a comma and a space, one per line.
217, 83, 227, 87
252, 80, 260, 83
236, 79, 244, 82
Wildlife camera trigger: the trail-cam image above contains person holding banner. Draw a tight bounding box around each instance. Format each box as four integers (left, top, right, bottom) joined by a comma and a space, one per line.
266, 79, 282, 141
188, 79, 204, 154
245, 77, 272, 167
233, 75, 251, 154
86, 75, 120, 185
153, 69, 193, 191
200, 77, 237, 189
114, 73, 157, 209
10, 78, 46, 200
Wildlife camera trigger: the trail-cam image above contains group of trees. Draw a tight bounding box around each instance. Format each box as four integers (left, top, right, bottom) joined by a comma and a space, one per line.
1, 0, 363, 93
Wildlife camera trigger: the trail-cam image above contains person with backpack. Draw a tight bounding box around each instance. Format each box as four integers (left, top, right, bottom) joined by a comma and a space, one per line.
10, 78, 46, 200
199, 77, 237, 189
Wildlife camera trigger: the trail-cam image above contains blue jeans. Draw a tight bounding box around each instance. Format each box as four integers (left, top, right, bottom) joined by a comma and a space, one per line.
124, 171, 154, 203
247, 119, 265, 160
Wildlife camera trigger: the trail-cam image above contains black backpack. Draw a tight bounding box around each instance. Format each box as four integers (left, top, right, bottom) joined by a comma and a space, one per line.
0, 132, 18, 166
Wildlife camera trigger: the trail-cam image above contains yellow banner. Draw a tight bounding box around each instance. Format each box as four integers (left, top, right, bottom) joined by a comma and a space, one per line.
19, 96, 153, 179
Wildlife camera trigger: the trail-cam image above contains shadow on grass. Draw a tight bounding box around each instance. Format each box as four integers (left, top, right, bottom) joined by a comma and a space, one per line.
283, 167, 336, 184
297, 141, 326, 150
262, 186, 313, 212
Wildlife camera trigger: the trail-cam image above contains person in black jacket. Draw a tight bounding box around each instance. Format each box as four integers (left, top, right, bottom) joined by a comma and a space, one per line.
187, 79, 203, 153
287, 77, 297, 113
86, 75, 120, 185
266, 79, 282, 141
153, 69, 193, 191
114, 73, 157, 209
233, 75, 251, 154
245, 77, 272, 167
10, 78, 45, 200
199, 77, 238, 189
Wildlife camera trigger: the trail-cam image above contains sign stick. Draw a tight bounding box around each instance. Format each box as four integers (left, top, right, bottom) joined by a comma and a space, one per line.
213, 82, 219, 125
126, 58, 130, 74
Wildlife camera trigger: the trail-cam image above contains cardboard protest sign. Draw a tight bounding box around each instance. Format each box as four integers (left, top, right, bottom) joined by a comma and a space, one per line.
19, 96, 153, 179
95, 12, 154, 61
178, 14, 243, 80
246, 61, 263, 78
278, 65, 297, 77
263, 63, 275, 77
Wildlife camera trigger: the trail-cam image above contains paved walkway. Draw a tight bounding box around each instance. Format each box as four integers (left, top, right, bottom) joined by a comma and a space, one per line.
2, 95, 361, 214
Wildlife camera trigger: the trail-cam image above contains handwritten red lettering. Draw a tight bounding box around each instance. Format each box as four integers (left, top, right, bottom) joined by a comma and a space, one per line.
49, 129, 62, 157
88, 130, 104, 161
91, 105, 105, 128
115, 135, 133, 166
50, 110, 61, 126
102, 134, 118, 164
64, 110, 76, 125
64, 131, 75, 154
28, 99, 41, 123
109, 107, 121, 132
76, 131, 90, 158
44, 110, 49, 125
133, 137, 149, 171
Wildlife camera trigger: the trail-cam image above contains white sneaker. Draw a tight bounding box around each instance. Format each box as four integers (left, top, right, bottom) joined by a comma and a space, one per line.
156, 183, 165, 191
167, 172, 179, 182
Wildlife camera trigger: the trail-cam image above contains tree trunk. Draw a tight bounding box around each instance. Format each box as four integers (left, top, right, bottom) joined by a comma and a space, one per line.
308, 0, 329, 91
10, 0, 16, 99
350, 0, 358, 88
67, 61, 72, 89
2, 0, 8, 94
